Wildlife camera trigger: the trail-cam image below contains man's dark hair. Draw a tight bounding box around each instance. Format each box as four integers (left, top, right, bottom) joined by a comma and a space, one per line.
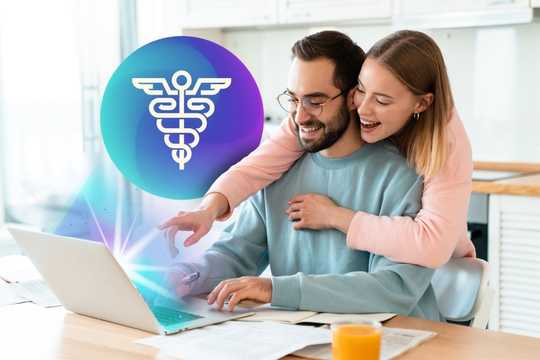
291, 31, 366, 92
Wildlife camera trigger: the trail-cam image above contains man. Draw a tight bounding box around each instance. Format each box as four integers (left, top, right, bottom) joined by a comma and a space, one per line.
166, 31, 441, 321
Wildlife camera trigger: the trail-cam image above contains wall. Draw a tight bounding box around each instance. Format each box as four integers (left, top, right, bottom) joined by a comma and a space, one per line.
222, 22, 540, 163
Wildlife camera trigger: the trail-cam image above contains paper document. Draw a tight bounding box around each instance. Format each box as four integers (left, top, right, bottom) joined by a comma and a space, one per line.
0, 255, 42, 283
136, 320, 331, 360
236, 302, 396, 325
0, 280, 28, 306
13, 279, 61, 307
293, 326, 436, 360
302, 312, 397, 324
236, 303, 317, 324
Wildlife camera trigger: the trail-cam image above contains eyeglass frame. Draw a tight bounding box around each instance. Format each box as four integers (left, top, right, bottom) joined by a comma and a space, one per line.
276, 89, 346, 117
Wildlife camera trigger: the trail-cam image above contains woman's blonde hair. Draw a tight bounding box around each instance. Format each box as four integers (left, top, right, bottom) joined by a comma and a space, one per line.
367, 30, 453, 178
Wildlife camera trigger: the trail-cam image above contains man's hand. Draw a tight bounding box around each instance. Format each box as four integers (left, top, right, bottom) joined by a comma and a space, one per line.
207, 277, 272, 312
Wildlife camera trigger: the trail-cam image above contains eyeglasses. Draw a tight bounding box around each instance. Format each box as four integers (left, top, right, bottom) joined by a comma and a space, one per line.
277, 90, 345, 117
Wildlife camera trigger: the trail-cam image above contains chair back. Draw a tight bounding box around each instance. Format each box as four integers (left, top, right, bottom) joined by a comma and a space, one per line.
432, 257, 492, 327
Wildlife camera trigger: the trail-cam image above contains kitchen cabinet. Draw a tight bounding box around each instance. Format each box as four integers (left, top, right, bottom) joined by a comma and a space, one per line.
394, 0, 533, 28
178, 0, 278, 29
488, 194, 540, 337
178, 0, 392, 29
178, 0, 535, 30
277, 0, 392, 25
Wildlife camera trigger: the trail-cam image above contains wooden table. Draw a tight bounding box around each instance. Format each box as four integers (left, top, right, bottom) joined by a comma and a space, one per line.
1, 303, 540, 359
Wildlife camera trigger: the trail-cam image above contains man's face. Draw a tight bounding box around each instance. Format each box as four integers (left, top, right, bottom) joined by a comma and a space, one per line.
287, 57, 351, 153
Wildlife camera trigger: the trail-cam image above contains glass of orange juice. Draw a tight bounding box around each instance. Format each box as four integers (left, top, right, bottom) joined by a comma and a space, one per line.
331, 320, 382, 360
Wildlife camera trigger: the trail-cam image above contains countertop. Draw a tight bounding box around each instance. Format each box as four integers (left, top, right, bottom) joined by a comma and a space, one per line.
472, 162, 540, 196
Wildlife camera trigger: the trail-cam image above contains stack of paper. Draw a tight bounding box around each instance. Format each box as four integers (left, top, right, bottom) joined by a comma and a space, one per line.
136, 319, 436, 360
0, 256, 60, 307
0, 279, 28, 307
13, 280, 61, 308
300, 312, 397, 325
236, 303, 318, 324
235, 302, 396, 325
293, 327, 436, 360
0, 255, 42, 283
136, 321, 331, 360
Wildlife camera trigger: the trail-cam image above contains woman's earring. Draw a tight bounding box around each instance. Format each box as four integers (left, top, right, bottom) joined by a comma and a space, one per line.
413, 112, 420, 121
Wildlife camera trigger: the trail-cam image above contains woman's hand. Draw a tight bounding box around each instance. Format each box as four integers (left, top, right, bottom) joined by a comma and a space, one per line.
286, 193, 339, 230
286, 193, 355, 234
159, 193, 230, 256
207, 276, 272, 312
159, 209, 215, 253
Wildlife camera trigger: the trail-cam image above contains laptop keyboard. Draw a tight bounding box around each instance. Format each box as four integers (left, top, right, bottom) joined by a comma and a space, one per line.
152, 305, 203, 327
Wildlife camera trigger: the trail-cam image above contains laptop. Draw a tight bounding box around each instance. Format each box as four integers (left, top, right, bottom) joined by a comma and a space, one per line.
6, 226, 254, 335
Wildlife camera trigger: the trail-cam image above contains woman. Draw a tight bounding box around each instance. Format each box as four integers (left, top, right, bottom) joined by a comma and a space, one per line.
160, 30, 475, 268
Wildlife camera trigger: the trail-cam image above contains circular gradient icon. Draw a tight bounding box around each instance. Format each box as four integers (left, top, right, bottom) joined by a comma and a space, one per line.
101, 36, 263, 199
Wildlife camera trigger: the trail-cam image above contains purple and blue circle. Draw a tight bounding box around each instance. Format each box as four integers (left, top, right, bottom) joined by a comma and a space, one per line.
101, 36, 263, 199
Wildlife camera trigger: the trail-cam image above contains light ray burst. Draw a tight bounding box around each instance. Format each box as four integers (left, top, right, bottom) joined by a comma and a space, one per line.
122, 228, 161, 262
120, 211, 139, 256
84, 195, 110, 249
125, 269, 175, 300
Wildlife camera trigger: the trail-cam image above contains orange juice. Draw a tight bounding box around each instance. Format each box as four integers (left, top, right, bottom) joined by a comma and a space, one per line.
332, 323, 382, 360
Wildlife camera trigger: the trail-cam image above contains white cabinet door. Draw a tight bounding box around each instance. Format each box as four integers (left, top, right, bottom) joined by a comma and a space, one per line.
488, 195, 540, 337
394, 0, 533, 28
179, 0, 278, 28
278, 0, 392, 24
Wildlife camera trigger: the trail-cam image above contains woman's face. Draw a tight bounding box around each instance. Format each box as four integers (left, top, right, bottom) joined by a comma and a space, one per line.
354, 57, 431, 143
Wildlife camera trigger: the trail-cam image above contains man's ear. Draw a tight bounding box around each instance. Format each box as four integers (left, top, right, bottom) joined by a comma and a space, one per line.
414, 93, 434, 113
346, 87, 356, 111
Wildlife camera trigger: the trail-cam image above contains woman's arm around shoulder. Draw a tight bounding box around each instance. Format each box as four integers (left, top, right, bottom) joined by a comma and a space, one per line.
208, 116, 304, 220
346, 109, 475, 268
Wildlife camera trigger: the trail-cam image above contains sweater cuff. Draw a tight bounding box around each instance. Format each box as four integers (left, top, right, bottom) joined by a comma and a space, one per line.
270, 274, 301, 309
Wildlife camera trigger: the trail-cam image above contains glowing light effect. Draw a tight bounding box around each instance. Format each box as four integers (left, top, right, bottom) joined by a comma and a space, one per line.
52, 166, 185, 304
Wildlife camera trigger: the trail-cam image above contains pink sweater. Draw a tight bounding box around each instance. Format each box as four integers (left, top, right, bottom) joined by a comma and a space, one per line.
208, 109, 476, 268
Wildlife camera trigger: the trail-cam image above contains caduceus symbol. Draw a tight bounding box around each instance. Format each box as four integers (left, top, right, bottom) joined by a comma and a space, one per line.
132, 70, 231, 170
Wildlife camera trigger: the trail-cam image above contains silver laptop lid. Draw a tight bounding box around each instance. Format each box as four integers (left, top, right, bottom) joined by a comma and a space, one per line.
7, 227, 162, 334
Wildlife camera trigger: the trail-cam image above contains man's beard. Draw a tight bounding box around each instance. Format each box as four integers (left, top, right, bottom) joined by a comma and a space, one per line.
294, 105, 351, 153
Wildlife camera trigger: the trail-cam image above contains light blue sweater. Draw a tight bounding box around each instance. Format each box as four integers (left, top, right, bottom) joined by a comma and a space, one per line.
178, 141, 441, 321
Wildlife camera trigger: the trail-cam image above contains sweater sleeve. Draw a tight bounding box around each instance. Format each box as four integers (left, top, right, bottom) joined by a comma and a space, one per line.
271, 255, 437, 319
346, 110, 475, 268
172, 193, 270, 296
207, 116, 303, 220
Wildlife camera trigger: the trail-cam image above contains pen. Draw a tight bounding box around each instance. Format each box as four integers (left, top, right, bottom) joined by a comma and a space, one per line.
181, 272, 200, 285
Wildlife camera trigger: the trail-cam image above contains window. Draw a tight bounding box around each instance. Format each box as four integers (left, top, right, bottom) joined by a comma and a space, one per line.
0, 1, 123, 231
